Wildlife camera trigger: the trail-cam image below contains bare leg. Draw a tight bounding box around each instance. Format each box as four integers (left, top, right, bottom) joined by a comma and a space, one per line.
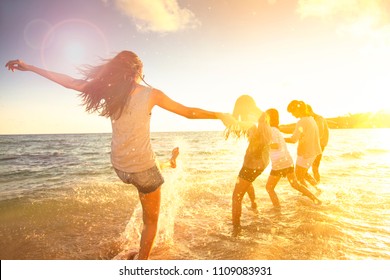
232, 177, 251, 233
305, 172, 322, 193
287, 173, 321, 205
311, 153, 322, 183
295, 165, 309, 187
304, 172, 318, 187
137, 187, 161, 260
246, 183, 257, 210
265, 175, 281, 208
158, 147, 180, 169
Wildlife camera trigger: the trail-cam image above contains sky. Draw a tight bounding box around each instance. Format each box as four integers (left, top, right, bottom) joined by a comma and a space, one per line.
1, 0, 390, 134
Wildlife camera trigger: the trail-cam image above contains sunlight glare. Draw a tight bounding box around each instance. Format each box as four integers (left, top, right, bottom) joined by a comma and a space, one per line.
40, 18, 110, 72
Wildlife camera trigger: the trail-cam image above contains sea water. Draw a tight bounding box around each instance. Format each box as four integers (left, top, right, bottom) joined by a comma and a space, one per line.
0, 129, 389, 260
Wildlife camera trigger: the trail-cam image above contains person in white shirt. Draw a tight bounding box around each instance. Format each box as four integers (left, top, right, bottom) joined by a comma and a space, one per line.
285, 100, 322, 192
265, 109, 321, 208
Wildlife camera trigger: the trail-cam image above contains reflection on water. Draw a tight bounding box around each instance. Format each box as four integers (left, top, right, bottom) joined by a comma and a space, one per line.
0, 129, 389, 259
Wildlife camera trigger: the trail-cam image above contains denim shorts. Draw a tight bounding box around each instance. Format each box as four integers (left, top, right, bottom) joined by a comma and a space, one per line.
270, 166, 294, 177
114, 165, 164, 194
238, 166, 265, 183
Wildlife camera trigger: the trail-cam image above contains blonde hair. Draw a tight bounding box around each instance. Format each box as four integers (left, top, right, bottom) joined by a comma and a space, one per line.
232, 95, 262, 121
255, 112, 272, 146
225, 95, 264, 139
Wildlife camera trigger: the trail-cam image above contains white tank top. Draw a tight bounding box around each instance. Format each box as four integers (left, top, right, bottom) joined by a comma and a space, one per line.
270, 127, 294, 170
110, 86, 156, 173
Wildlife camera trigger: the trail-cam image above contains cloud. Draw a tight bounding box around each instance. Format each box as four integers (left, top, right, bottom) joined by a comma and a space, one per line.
297, 0, 388, 20
296, 0, 390, 38
113, 0, 200, 33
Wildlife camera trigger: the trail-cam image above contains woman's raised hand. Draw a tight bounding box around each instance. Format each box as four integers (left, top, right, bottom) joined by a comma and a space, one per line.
5, 59, 29, 72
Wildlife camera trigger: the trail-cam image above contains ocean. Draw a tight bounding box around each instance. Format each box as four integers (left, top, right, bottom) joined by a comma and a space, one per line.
0, 129, 389, 260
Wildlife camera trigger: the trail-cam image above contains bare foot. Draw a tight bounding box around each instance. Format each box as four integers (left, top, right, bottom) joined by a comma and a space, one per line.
232, 225, 242, 237
314, 198, 322, 205
251, 202, 257, 210
125, 251, 139, 260
170, 147, 179, 168
249, 202, 259, 213
315, 186, 322, 196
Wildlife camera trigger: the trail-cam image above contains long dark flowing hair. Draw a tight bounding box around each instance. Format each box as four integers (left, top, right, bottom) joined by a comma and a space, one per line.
78, 51, 144, 119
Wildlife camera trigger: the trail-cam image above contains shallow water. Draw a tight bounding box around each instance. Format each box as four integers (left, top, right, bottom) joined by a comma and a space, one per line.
0, 129, 389, 260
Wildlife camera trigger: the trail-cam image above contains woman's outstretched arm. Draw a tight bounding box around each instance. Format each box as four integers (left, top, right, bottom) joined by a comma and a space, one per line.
5, 59, 88, 92
151, 88, 222, 119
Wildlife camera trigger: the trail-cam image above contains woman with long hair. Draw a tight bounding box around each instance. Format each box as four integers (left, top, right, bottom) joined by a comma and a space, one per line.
6, 50, 230, 259
225, 95, 271, 235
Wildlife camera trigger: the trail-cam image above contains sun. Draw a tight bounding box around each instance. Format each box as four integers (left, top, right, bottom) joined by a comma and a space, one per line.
40, 18, 110, 70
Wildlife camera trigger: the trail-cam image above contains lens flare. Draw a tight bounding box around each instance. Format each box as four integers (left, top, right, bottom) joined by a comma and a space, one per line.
40, 18, 110, 70
23, 19, 52, 50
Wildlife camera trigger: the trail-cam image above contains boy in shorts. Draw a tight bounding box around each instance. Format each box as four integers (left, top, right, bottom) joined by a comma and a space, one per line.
285, 100, 322, 192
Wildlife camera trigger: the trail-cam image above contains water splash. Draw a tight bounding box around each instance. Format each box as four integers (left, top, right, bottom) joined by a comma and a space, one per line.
113, 160, 187, 259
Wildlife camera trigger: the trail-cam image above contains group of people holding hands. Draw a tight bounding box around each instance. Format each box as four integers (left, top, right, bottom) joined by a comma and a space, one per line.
227, 95, 329, 235
6, 50, 329, 259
